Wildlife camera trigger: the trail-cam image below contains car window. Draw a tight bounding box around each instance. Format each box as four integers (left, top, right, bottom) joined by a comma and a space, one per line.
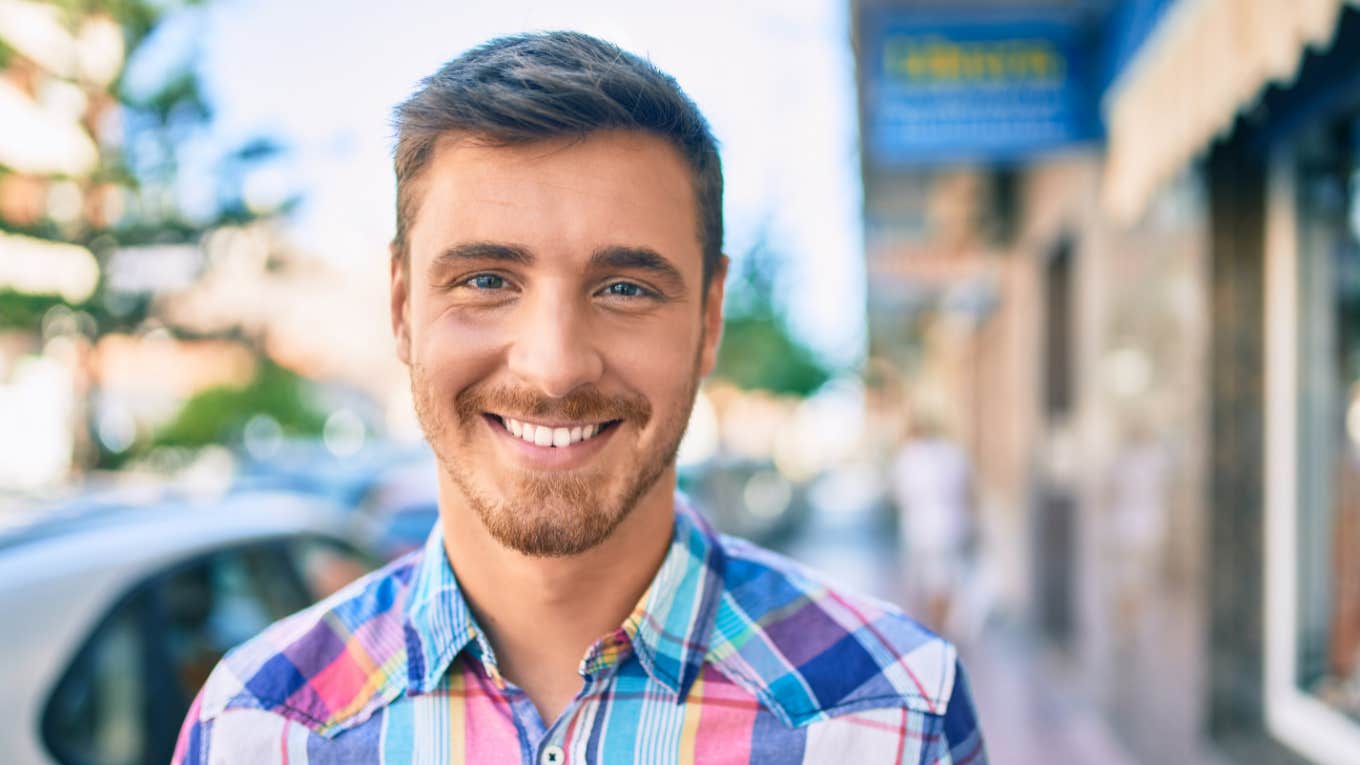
161, 544, 312, 700
288, 537, 378, 600
42, 540, 327, 765
43, 591, 151, 765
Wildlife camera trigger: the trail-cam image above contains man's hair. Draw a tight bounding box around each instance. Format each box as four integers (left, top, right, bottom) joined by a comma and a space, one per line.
392, 31, 724, 288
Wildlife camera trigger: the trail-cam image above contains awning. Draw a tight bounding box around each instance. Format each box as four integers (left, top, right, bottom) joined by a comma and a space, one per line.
1101, 0, 1360, 224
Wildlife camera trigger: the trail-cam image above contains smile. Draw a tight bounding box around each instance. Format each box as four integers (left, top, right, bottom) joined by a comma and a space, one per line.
489, 414, 621, 448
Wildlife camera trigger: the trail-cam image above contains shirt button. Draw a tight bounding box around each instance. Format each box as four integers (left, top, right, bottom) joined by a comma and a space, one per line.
541, 745, 565, 765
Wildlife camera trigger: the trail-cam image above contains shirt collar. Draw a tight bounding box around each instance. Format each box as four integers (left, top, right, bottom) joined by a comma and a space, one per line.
402, 521, 497, 694
618, 493, 727, 699
401, 493, 727, 700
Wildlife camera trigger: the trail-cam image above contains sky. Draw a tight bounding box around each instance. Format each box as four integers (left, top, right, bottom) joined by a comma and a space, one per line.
153, 0, 867, 369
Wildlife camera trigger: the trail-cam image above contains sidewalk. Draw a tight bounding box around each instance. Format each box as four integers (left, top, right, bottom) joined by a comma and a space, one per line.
959, 624, 1139, 765
775, 501, 1141, 764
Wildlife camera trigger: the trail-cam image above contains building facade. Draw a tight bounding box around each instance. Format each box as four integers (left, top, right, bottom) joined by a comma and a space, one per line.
854, 1, 1360, 762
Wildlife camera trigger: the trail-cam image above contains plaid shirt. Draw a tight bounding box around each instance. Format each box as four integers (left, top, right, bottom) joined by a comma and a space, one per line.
173, 495, 986, 764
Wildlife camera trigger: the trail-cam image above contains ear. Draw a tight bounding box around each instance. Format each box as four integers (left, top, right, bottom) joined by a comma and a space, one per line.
698, 255, 729, 377
389, 242, 412, 366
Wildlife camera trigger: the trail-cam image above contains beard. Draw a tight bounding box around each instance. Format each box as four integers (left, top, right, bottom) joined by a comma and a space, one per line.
410, 348, 701, 558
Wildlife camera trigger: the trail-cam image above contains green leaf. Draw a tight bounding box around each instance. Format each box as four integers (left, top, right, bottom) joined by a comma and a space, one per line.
151, 361, 327, 449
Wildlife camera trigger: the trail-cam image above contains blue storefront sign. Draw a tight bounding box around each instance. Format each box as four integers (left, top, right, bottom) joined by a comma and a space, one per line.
864, 10, 1103, 165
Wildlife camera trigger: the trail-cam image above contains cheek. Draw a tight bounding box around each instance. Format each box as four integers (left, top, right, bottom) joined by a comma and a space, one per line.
414, 309, 505, 390
600, 318, 703, 401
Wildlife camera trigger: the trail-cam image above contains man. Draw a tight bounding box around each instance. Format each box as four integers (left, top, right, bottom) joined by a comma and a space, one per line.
174, 32, 986, 764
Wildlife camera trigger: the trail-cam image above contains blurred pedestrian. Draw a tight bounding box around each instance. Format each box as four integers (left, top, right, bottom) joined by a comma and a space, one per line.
1104, 416, 1170, 639
891, 409, 977, 634
172, 31, 987, 764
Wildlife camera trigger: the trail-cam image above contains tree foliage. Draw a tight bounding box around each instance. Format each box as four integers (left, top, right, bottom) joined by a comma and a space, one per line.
0, 0, 294, 335
1, 1, 308, 470
713, 234, 833, 396
152, 361, 326, 450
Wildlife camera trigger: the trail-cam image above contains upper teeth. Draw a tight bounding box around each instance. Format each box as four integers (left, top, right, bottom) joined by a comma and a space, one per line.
503, 417, 604, 447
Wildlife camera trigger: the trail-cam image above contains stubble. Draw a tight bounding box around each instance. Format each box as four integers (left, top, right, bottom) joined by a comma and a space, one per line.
409, 351, 701, 557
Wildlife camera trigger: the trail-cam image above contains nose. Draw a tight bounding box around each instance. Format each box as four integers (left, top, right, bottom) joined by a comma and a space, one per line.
505, 289, 605, 399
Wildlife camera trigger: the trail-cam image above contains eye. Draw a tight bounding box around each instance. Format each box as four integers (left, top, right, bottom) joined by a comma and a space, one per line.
466, 274, 506, 290
601, 281, 651, 299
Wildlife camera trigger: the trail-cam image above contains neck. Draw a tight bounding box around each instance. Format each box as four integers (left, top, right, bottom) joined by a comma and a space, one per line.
436, 472, 676, 722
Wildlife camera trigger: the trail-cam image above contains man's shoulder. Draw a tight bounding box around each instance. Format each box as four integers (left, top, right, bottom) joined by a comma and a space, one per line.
706, 534, 960, 727
192, 550, 422, 737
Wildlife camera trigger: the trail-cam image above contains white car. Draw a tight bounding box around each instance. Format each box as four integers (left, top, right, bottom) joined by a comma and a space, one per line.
0, 489, 378, 765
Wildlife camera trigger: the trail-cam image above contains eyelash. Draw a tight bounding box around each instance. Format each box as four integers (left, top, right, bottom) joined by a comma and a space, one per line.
466, 274, 506, 290
601, 281, 653, 299
455, 273, 660, 301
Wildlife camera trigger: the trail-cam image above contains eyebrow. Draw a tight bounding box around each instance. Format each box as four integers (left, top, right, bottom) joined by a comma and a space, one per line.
429, 241, 688, 292
429, 242, 533, 277
588, 246, 687, 292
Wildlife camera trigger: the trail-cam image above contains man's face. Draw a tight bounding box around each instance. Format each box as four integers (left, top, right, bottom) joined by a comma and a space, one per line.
391, 130, 724, 557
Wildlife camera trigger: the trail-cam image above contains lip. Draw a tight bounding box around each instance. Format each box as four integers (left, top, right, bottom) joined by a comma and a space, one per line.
484, 413, 619, 470
491, 413, 611, 430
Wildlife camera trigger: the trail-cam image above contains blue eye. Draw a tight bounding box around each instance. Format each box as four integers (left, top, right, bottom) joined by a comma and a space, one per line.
604, 282, 646, 298
468, 274, 505, 290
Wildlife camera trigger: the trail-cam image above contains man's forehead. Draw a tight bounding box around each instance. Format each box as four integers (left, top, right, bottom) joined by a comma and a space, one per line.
406, 130, 702, 267
429, 128, 678, 160
422, 129, 692, 191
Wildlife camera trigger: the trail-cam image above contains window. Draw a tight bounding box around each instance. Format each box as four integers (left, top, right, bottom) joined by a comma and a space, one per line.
1296, 119, 1360, 726
1269, 116, 1360, 764
42, 536, 371, 765
159, 544, 312, 700
287, 537, 378, 599
43, 591, 152, 765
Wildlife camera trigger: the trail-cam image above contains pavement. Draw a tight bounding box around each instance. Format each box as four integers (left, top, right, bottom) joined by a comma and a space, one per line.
771, 498, 1146, 764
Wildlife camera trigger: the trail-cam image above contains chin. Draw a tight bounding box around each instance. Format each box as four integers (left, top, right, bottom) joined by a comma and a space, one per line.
451, 463, 644, 557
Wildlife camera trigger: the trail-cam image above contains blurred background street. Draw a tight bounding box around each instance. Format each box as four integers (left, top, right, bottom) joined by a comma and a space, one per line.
4, 0, 1360, 763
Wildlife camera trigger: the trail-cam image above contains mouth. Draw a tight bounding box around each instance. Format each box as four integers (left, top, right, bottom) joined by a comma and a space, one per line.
484, 413, 623, 448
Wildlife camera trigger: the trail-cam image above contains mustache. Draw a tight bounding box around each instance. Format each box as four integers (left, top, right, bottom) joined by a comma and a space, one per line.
455, 384, 652, 426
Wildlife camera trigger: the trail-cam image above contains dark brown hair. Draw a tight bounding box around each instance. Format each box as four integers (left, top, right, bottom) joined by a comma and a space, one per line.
391, 31, 724, 287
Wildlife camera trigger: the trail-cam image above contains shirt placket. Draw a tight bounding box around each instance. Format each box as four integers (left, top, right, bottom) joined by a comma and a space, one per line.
463, 650, 620, 765
533, 660, 623, 765
460, 632, 549, 765
464, 621, 636, 765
